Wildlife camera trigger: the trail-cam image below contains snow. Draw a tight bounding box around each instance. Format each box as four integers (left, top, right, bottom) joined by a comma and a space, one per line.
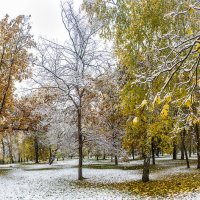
0, 160, 137, 200
0, 158, 199, 199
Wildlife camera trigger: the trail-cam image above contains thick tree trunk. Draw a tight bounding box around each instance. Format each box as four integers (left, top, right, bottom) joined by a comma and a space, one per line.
173, 142, 177, 160
114, 155, 118, 165
142, 154, 150, 182
195, 124, 200, 169
34, 136, 39, 164
78, 108, 83, 180
151, 137, 155, 165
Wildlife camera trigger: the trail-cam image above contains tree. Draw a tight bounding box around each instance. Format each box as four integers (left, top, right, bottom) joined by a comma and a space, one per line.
0, 15, 33, 120
34, 0, 111, 180
83, 0, 200, 182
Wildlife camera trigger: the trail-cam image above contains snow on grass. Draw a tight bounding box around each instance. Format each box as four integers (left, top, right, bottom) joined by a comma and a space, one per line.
0, 162, 137, 200
0, 157, 199, 199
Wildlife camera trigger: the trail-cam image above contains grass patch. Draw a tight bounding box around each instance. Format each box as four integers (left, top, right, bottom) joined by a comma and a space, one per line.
0, 169, 12, 176
75, 170, 200, 198
82, 164, 168, 172
24, 167, 63, 171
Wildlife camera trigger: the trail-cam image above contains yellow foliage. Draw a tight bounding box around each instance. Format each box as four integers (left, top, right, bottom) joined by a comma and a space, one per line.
185, 98, 191, 107
189, 7, 195, 15
165, 93, 172, 103
153, 95, 161, 106
161, 104, 169, 119
187, 27, 193, 35
141, 99, 147, 107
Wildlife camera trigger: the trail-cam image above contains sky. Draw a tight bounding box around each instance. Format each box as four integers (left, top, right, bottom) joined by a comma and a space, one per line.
0, 0, 82, 94
0, 0, 82, 43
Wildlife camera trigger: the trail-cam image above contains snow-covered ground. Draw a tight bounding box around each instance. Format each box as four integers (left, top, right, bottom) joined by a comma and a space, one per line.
0, 158, 199, 200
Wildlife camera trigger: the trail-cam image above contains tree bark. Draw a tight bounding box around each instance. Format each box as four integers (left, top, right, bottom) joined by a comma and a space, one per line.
1, 139, 5, 164
181, 129, 190, 168
142, 154, 150, 182
181, 143, 185, 160
8, 143, 14, 163
78, 108, 83, 180
132, 149, 135, 160
114, 155, 118, 165
49, 146, 52, 164
34, 136, 39, 164
151, 137, 155, 165
195, 124, 200, 169
173, 142, 177, 160
103, 150, 106, 160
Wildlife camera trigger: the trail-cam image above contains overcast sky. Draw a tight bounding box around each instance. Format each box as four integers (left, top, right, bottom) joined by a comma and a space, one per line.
0, 0, 82, 43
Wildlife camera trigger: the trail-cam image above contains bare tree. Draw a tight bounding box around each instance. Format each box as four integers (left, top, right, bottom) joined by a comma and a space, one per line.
34, 0, 112, 180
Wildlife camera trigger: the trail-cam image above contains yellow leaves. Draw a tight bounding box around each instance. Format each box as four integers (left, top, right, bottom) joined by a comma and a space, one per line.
194, 41, 200, 53
153, 95, 161, 106
141, 99, 147, 107
185, 97, 192, 107
187, 27, 193, 35
161, 104, 169, 119
189, 7, 195, 15
164, 93, 172, 103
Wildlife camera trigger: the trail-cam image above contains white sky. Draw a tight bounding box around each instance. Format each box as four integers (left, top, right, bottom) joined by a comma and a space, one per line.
0, 0, 82, 43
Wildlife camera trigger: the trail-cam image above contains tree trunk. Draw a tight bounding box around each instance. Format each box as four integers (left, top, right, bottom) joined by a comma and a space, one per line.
103, 150, 106, 160
78, 108, 83, 180
8, 144, 14, 163
181, 143, 185, 160
142, 154, 150, 182
181, 129, 190, 168
18, 153, 21, 163
189, 132, 192, 158
132, 149, 135, 160
1, 139, 5, 164
34, 136, 39, 164
151, 137, 155, 165
49, 146, 52, 164
195, 124, 200, 169
114, 155, 118, 165
173, 142, 177, 160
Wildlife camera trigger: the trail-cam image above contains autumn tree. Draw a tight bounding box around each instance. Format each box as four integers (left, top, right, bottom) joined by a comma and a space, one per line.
0, 15, 33, 121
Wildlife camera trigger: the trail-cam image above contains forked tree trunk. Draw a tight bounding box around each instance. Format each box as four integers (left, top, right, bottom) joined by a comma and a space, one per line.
195, 124, 200, 169
78, 108, 83, 180
142, 154, 150, 182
